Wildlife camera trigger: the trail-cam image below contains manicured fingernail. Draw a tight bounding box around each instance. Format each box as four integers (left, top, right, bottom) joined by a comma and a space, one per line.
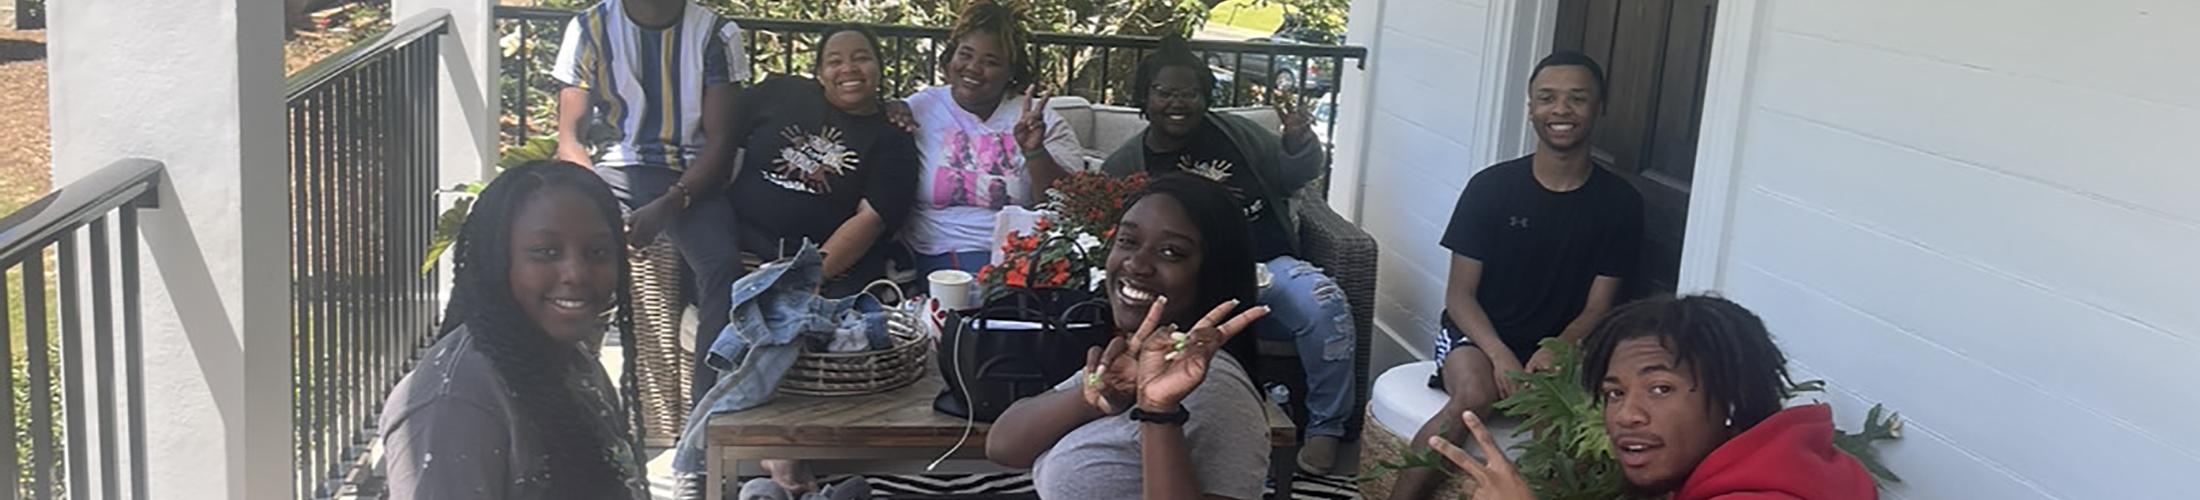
1156, 296, 1168, 304
1464, 411, 1480, 422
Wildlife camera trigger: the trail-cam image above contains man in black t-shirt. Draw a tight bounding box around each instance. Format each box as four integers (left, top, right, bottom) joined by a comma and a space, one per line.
1387, 51, 1644, 500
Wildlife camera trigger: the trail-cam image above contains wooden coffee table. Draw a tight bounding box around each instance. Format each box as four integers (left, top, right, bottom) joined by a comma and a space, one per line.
704, 371, 1302, 499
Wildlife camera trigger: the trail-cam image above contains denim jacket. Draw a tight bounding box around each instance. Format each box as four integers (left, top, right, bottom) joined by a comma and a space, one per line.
674, 243, 890, 473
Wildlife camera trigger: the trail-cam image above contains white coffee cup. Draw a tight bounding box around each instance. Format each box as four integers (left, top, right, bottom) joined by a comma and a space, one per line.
928, 270, 976, 312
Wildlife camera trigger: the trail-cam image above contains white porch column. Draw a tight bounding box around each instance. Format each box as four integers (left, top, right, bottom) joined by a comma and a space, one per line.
47, 0, 290, 497
395, 0, 501, 186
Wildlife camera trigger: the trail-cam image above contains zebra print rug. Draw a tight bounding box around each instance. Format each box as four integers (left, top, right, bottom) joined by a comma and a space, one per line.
861, 472, 1361, 499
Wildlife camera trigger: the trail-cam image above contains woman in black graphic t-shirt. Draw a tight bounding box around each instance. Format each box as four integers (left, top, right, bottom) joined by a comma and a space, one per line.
722, 25, 919, 296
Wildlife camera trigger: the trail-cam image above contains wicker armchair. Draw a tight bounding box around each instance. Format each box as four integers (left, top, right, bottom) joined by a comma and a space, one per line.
1289, 182, 1379, 436
629, 238, 692, 446
1050, 97, 1380, 437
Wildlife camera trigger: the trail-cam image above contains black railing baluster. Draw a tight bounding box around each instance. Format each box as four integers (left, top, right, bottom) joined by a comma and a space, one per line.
1264, 47, 1279, 106
290, 88, 313, 500
312, 82, 336, 500
121, 203, 147, 500
2, 265, 16, 498
334, 69, 358, 495
425, 32, 443, 356
519, 20, 534, 144
375, 54, 395, 449
1099, 47, 1112, 104
59, 232, 87, 499
1295, 54, 1311, 107
1326, 55, 1344, 144
90, 218, 119, 498
26, 254, 54, 500
1231, 52, 1245, 105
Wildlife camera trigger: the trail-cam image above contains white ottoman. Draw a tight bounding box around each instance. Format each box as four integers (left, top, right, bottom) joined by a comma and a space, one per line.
1369, 361, 1529, 455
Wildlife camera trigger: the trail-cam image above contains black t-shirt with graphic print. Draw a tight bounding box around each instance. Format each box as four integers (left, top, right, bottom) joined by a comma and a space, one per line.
1142, 118, 1293, 262
727, 75, 919, 253
1440, 155, 1643, 358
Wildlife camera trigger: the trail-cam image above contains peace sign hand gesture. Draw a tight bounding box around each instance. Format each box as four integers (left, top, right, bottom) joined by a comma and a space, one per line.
1428, 411, 1538, 500
1013, 85, 1055, 158
1129, 297, 1270, 413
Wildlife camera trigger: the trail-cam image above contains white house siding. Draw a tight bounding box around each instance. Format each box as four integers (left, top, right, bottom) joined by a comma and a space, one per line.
1706, 0, 2199, 498
1341, 0, 2200, 497
1339, 0, 1502, 371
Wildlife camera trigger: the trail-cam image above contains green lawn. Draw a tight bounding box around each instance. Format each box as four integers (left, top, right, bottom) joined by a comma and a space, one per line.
1208, 0, 1288, 34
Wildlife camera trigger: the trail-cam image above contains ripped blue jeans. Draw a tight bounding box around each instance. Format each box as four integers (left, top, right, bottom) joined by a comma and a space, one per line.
1256, 255, 1357, 439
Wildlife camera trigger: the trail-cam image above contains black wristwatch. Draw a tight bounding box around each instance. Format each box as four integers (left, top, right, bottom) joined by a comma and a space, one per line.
1129, 406, 1191, 426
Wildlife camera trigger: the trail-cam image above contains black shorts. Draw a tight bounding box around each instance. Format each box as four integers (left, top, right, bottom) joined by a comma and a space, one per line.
1427, 325, 1533, 391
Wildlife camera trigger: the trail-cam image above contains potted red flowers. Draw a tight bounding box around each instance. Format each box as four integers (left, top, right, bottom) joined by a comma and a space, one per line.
977, 172, 1149, 297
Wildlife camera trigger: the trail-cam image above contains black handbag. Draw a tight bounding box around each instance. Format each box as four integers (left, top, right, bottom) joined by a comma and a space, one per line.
933, 288, 1111, 422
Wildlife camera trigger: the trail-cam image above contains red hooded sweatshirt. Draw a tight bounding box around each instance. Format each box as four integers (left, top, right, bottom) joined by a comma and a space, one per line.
1673, 404, 1879, 500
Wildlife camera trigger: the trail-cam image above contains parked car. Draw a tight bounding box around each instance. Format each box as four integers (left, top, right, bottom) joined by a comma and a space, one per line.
1207, 13, 1344, 99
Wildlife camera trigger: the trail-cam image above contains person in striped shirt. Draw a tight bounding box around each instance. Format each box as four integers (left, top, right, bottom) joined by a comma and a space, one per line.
551, 0, 748, 407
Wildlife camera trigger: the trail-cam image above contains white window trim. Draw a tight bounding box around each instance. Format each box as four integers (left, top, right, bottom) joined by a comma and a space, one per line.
1677, 0, 1765, 294
1473, 0, 1767, 294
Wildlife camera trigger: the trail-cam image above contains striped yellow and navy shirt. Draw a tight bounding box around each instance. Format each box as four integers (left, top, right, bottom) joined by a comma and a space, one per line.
552, 0, 751, 171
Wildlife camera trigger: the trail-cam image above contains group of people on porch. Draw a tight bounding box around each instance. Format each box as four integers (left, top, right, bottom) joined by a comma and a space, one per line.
373, 0, 1880, 499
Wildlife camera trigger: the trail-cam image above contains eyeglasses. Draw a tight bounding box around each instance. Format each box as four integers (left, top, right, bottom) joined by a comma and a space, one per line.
1149, 86, 1204, 104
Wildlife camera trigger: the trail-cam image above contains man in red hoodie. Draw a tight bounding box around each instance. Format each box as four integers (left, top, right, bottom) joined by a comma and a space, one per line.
1429, 295, 1878, 500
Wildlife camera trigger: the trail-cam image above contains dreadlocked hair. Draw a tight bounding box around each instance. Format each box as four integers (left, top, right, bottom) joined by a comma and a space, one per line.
940, 0, 1037, 90
1132, 34, 1216, 111
1577, 295, 1792, 431
437, 160, 639, 496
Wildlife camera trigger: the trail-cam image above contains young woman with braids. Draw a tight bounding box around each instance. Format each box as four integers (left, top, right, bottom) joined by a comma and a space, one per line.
378, 161, 649, 499
988, 173, 1276, 500
1100, 34, 1360, 475
1429, 295, 1877, 500
894, 0, 1087, 275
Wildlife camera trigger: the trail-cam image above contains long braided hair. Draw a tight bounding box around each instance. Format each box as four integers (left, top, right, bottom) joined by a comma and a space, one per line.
437, 160, 639, 495
1578, 295, 1792, 431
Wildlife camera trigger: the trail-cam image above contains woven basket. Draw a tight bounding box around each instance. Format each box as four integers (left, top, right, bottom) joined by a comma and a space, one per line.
628, 238, 692, 445
778, 282, 931, 397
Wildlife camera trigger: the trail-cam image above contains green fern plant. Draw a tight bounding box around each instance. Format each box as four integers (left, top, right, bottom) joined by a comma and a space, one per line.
420, 137, 557, 274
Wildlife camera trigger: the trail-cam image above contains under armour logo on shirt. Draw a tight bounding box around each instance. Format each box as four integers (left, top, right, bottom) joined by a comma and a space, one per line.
1509, 216, 1531, 229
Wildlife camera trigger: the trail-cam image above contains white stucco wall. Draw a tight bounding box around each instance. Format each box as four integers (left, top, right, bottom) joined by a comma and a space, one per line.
1693, 0, 2200, 497
47, 0, 291, 496
1344, 0, 2198, 496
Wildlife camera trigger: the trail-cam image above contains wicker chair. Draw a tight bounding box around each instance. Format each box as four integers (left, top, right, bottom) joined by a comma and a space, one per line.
1290, 181, 1380, 437
1049, 97, 1380, 438
628, 237, 692, 446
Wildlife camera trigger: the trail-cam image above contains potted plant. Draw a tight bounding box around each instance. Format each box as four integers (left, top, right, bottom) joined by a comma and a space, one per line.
975, 171, 1149, 312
